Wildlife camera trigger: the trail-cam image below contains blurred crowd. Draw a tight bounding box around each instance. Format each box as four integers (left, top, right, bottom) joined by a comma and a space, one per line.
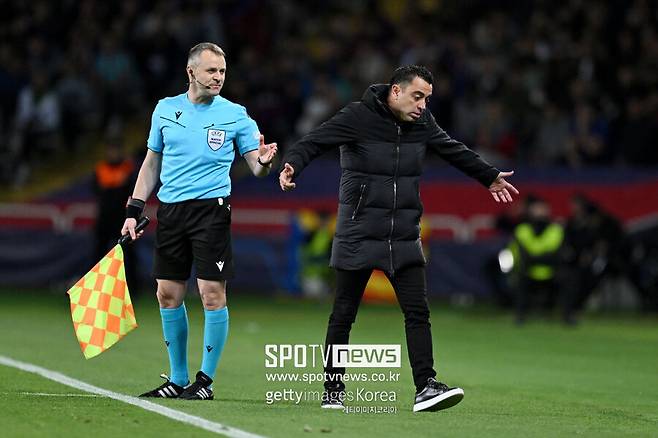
495, 193, 658, 322
1, 0, 657, 187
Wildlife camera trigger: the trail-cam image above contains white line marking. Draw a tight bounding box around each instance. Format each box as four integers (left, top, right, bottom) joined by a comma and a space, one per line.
15, 392, 102, 397
0, 355, 267, 438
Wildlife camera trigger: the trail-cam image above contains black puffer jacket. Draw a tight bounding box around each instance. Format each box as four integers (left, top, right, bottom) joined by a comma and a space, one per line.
283, 84, 500, 274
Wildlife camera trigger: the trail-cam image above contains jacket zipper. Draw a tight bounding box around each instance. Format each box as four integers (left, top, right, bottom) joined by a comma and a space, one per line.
351, 184, 366, 220
388, 124, 401, 274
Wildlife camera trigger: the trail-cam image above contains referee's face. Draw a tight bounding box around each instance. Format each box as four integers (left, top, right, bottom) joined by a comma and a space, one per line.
192, 50, 227, 97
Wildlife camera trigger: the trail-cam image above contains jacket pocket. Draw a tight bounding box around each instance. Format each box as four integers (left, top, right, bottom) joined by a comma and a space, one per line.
351, 183, 367, 220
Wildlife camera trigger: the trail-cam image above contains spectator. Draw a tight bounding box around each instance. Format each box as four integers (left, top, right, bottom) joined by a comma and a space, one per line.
618, 94, 657, 166
1, 0, 657, 187
11, 73, 61, 186
566, 102, 611, 167
95, 33, 142, 122
56, 61, 99, 151
531, 102, 571, 165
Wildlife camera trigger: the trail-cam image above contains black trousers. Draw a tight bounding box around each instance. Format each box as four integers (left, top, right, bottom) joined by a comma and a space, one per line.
323, 265, 436, 392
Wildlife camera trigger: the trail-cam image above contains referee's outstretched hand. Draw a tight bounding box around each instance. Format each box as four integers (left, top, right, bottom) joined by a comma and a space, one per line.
258, 134, 277, 164
279, 163, 296, 191
488, 171, 519, 203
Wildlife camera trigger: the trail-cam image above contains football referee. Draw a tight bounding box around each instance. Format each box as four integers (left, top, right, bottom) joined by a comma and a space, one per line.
121, 42, 277, 400
279, 65, 518, 412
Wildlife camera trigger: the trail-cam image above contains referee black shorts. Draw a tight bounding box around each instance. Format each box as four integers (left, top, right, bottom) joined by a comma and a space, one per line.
153, 196, 234, 281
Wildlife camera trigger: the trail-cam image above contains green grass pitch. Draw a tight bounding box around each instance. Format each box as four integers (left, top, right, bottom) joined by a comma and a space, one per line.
1, 290, 657, 437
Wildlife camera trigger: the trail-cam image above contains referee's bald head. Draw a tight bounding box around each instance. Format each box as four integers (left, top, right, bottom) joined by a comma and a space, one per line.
188, 42, 225, 67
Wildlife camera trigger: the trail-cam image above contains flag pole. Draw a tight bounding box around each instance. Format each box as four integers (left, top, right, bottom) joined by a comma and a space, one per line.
118, 216, 151, 245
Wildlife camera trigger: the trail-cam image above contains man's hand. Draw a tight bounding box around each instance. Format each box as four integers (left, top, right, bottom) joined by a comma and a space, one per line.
258, 134, 277, 165
279, 163, 296, 191
121, 218, 145, 241
489, 171, 519, 203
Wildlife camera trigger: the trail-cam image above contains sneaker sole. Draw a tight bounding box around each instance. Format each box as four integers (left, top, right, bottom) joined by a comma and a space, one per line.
413, 388, 464, 412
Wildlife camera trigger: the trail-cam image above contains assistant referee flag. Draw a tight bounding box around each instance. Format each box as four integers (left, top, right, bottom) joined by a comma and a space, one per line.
67, 244, 137, 359
66, 216, 149, 359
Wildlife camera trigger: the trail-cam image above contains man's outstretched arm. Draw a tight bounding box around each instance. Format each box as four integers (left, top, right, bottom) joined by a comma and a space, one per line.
243, 134, 278, 177
488, 171, 519, 203
279, 163, 296, 191
279, 105, 358, 191
427, 115, 518, 202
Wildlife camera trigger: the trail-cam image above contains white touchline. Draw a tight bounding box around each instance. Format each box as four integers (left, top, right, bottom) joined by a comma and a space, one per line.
0, 355, 267, 438
17, 392, 102, 397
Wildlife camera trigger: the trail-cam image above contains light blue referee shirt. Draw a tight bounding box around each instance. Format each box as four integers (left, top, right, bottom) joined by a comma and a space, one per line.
147, 92, 260, 203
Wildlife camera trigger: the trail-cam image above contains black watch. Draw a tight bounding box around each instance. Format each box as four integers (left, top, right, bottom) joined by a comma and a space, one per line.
257, 156, 272, 167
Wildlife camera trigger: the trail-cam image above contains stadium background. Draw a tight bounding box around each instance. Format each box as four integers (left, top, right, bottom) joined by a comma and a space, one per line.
1, 1, 658, 437
1, 0, 656, 304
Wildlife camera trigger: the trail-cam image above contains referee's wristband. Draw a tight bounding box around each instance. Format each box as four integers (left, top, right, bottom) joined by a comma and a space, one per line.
126, 197, 146, 219
257, 156, 272, 167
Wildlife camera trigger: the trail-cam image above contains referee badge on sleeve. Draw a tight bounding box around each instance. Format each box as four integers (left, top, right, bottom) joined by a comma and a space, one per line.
207, 129, 226, 150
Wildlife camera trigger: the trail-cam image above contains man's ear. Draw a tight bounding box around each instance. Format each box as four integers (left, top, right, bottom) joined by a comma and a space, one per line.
391, 84, 400, 98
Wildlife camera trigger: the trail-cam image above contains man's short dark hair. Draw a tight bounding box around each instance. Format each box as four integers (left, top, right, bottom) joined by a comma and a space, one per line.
389, 65, 433, 86
188, 42, 226, 66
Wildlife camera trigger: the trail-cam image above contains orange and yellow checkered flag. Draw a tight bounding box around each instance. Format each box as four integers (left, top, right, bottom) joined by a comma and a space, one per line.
67, 245, 137, 359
